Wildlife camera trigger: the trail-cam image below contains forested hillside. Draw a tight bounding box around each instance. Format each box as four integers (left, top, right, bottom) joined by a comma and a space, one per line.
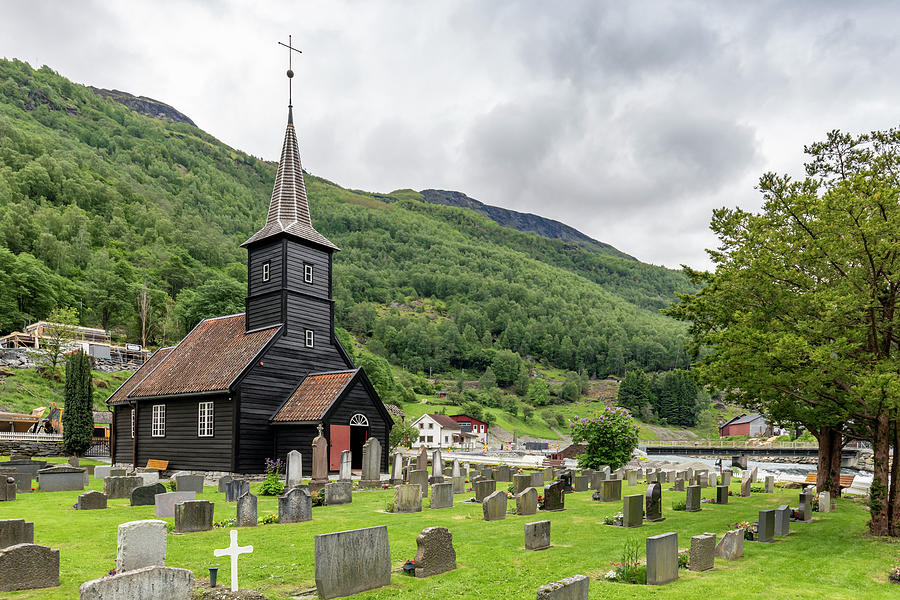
0, 58, 693, 383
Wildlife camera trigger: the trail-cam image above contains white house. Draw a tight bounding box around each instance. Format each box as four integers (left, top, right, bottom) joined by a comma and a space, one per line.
410, 413, 478, 450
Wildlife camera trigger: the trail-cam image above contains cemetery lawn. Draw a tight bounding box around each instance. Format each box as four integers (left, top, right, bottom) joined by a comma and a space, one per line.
2, 475, 898, 599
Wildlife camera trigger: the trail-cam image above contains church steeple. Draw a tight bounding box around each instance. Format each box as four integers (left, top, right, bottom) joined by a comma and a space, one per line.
242, 107, 338, 250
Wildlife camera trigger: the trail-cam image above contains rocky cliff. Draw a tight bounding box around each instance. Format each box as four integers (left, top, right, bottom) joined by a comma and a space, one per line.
87, 87, 195, 126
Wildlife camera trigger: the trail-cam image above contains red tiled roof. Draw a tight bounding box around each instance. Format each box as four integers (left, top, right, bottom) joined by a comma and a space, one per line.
107, 347, 174, 405
271, 369, 358, 422
128, 314, 280, 398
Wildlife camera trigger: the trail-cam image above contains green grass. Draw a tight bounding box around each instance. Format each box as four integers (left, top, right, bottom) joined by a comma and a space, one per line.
0, 368, 131, 414
2, 469, 897, 599
399, 400, 563, 440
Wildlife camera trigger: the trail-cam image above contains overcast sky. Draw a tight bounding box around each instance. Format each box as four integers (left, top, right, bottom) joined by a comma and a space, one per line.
2, 1, 898, 269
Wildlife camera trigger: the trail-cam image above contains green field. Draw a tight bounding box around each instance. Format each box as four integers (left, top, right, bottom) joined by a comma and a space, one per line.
1, 464, 896, 599
0, 368, 130, 414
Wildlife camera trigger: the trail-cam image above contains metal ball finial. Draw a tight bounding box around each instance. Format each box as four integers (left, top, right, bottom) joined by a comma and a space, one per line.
287, 69, 294, 78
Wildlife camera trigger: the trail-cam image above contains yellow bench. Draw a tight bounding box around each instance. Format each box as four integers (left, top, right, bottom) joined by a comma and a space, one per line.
803, 472, 855, 489
144, 459, 169, 471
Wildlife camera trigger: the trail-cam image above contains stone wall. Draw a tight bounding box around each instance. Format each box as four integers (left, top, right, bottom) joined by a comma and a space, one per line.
0, 439, 65, 457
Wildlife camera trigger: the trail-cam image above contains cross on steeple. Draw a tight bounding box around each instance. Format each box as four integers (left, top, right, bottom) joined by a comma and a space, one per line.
278, 35, 302, 106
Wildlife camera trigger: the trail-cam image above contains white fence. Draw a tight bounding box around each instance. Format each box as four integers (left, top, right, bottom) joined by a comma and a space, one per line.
0, 432, 63, 442
642, 440, 818, 449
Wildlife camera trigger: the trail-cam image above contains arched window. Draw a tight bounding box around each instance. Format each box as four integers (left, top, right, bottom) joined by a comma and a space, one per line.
349, 413, 369, 427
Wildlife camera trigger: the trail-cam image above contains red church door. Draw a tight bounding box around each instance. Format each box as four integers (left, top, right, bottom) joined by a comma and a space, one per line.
329, 424, 350, 471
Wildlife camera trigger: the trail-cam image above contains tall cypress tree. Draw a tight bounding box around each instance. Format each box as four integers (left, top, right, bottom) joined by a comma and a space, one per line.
62, 351, 93, 457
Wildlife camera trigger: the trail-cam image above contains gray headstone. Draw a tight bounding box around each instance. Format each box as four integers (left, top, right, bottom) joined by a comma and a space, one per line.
237, 492, 258, 527
117, 519, 166, 572
432, 449, 443, 476
750, 466, 758, 483
689, 533, 716, 571
623, 494, 643, 528
339, 450, 352, 482
765, 475, 775, 493
798, 492, 814, 522
409, 469, 429, 497
314, 526, 390, 599
94, 465, 112, 479
497, 465, 512, 481
530, 472, 543, 488
536, 574, 589, 600
6, 472, 31, 494
36, 465, 85, 492
109, 468, 127, 477
174, 500, 214, 533
414, 526, 456, 578
361, 437, 382, 486
278, 486, 312, 524
217, 475, 233, 493
716, 485, 729, 505
818, 490, 832, 512
543, 480, 565, 511
77, 490, 108, 510
474, 479, 496, 502
452, 475, 466, 494
482, 490, 507, 521
775, 504, 791, 536
646, 532, 678, 585
324, 481, 352, 506
154, 491, 196, 518
430, 483, 453, 509
175, 474, 204, 494
757, 509, 775, 542
513, 473, 532, 495
543, 467, 554, 482
451, 459, 461, 478
130, 483, 166, 507
391, 452, 403, 484
136, 471, 160, 486
721, 469, 732, 486
225, 479, 250, 502
394, 484, 422, 513
416, 446, 428, 471
286, 450, 303, 489
516, 487, 538, 516
627, 470, 638, 486
740, 473, 751, 497
685, 485, 701, 512
525, 520, 551, 550
1, 476, 15, 501
104, 476, 143, 500
573, 475, 589, 492
592, 478, 622, 503
79, 566, 193, 600
673, 477, 685, 492
645, 483, 663, 522
0, 543, 59, 592
715, 528, 744, 560
0, 519, 33, 548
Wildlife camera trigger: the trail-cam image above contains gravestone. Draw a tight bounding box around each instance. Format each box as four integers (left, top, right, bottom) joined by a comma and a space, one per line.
432, 449, 443, 476
94, 465, 113, 479
721, 470, 732, 486
525, 520, 551, 550
646, 532, 678, 585
715, 528, 744, 560
310, 424, 329, 493
497, 465, 513, 482
109, 468, 127, 477
543, 467, 554, 482
740, 475, 751, 497
573, 475, 589, 492
645, 483, 663, 521
414, 526, 456, 577
236, 492, 258, 527
131, 482, 166, 506
217, 475, 233, 493
286, 450, 303, 489
531, 472, 543, 488
452, 475, 466, 494
536, 574, 588, 600
696, 472, 708, 488
136, 470, 159, 486
623, 494, 643, 528
716, 485, 729, 505
627, 470, 638, 486
360, 437, 382, 487
324, 481, 352, 506
707, 472, 717, 487
225, 479, 250, 502
685, 485, 701, 512
645, 471, 658, 484
0, 543, 59, 592
79, 566, 193, 600
117, 519, 166, 572
765, 475, 775, 493
676, 470, 688, 481
673, 477, 685, 492
483, 490, 507, 521
77, 490, 108, 510
750, 466, 758, 483
278, 486, 312, 523
175, 474, 204, 494
775, 505, 791, 536
592, 478, 622, 503
394, 484, 422, 513
516, 487, 538, 516
758, 509, 775, 542
818, 491, 832, 513
451, 459, 461, 478
6, 472, 31, 493
0, 519, 34, 548
5, 459, 47, 476
0, 476, 15, 501
543, 480, 565, 511
391, 452, 404, 484
429, 482, 453, 509
105, 475, 144, 500
409, 469, 429, 497
416, 446, 428, 471
37, 465, 85, 492
798, 492, 814, 522
689, 533, 716, 571
474, 479, 496, 502
314, 526, 390, 599
514, 473, 532, 495
174, 500, 214, 533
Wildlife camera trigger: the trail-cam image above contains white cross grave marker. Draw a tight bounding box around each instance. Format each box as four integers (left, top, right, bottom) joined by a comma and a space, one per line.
213, 529, 253, 591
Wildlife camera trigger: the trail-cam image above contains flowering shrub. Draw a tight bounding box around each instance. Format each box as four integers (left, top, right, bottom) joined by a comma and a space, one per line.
257, 513, 278, 525
607, 538, 646, 584
259, 458, 285, 497
677, 549, 690, 569
213, 518, 236, 528
569, 407, 640, 471
311, 489, 325, 507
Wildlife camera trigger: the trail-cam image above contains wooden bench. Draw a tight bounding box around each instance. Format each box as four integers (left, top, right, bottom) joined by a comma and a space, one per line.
803, 472, 855, 489
144, 459, 169, 471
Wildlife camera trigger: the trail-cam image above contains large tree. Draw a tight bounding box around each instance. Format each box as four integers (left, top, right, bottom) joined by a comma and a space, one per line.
62, 350, 94, 457
668, 129, 900, 536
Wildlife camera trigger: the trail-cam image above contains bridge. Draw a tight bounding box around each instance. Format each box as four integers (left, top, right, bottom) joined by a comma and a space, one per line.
640, 440, 861, 468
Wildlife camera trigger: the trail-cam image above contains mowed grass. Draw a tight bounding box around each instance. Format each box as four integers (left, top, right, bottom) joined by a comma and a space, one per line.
2, 471, 898, 599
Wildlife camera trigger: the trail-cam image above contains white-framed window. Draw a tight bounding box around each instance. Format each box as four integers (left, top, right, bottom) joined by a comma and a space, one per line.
151, 404, 165, 437
350, 413, 369, 427
198, 401, 214, 437
427, 435, 433, 442
131, 408, 135, 439
305, 329, 314, 348
262, 261, 270, 282
304, 264, 314, 284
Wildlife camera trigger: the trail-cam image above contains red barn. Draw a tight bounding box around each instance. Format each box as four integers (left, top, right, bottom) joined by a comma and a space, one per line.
719, 413, 768, 438
448, 414, 488, 444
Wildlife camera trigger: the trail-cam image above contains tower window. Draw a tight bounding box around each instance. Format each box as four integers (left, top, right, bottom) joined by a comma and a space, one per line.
262, 262, 270, 282
304, 264, 314, 284
305, 329, 314, 348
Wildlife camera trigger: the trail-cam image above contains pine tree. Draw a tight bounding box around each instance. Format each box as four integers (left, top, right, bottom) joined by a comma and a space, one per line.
62, 350, 94, 457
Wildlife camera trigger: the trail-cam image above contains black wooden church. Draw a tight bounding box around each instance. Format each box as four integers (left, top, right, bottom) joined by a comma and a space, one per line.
108, 104, 391, 475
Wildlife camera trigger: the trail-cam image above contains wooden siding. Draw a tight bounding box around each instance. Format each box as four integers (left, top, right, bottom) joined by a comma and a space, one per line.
112, 406, 133, 464
284, 292, 335, 341
132, 394, 233, 471
273, 425, 318, 476
246, 293, 283, 331
285, 243, 330, 299
326, 380, 391, 473
247, 239, 283, 297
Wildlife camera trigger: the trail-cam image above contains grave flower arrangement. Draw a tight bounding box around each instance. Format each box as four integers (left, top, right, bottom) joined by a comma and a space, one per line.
401, 559, 416, 575
537, 494, 545, 510
677, 549, 690, 569
603, 512, 624, 527
606, 538, 646, 584
259, 458, 285, 496
888, 566, 900, 584
730, 520, 756, 540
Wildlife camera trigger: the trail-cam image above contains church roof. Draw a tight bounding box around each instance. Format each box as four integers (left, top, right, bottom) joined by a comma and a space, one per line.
271, 369, 359, 423
242, 107, 339, 250
107, 346, 174, 405
120, 315, 280, 400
